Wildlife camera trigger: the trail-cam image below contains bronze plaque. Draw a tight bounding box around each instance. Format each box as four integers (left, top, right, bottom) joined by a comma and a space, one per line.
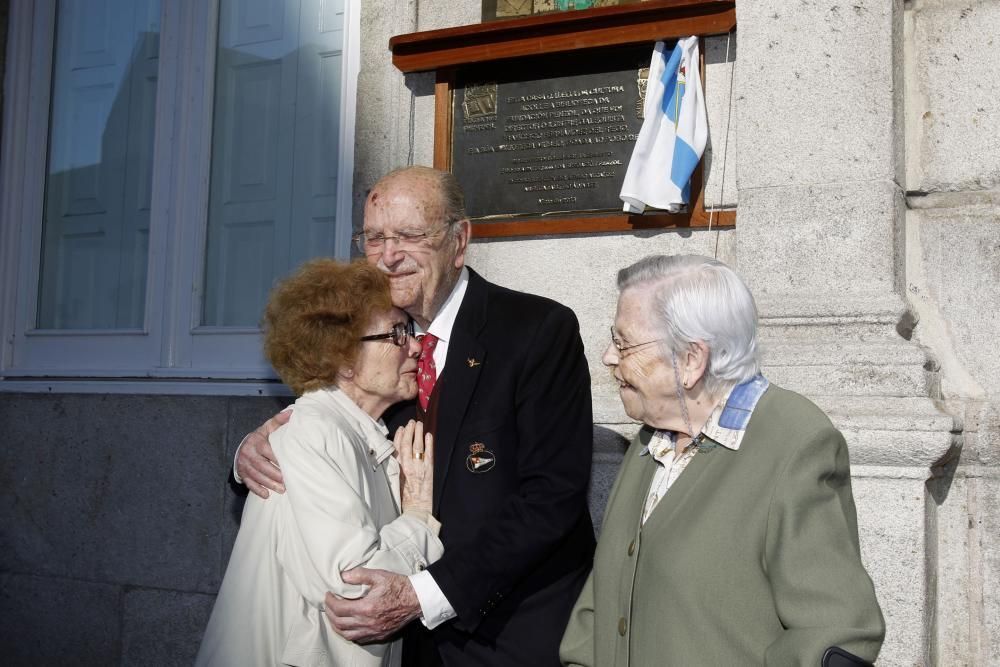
452, 48, 652, 221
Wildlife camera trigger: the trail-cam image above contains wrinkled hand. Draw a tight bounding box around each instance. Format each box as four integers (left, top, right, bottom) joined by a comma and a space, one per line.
236, 410, 291, 499
324, 567, 422, 644
395, 420, 434, 515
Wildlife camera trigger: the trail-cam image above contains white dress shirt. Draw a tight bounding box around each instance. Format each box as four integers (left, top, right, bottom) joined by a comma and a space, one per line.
415, 266, 469, 375
408, 266, 469, 629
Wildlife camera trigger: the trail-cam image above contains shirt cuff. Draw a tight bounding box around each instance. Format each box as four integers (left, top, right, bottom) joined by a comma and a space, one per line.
409, 569, 456, 630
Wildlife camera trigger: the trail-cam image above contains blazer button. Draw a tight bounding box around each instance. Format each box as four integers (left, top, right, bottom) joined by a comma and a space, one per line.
618, 617, 627, 636
627, 539, 635, 556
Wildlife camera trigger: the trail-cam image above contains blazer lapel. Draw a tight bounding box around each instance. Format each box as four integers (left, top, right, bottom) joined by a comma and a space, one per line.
431, 269, 488, 512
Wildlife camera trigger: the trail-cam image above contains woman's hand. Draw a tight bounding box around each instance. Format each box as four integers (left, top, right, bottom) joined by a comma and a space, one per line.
395, 419, 434, 515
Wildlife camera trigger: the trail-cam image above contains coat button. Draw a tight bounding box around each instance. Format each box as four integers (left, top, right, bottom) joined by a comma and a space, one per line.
627, 539, 635, 556
618, 617, 627, 636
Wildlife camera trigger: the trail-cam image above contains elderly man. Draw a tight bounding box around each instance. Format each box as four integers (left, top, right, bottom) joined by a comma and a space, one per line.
236, 166, 595, 666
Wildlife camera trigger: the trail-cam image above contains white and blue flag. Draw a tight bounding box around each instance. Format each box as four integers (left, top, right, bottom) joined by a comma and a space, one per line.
620, 37, 707, 214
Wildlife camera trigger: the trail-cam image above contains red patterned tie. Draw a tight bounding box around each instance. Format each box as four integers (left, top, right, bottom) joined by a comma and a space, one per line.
417, 333, 439, 410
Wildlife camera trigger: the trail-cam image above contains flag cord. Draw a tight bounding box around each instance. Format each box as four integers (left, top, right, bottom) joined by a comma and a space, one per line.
709, 30, 735, 259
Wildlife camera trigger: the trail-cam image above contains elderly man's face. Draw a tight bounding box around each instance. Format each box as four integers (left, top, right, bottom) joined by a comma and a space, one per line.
362, 174, 469, 327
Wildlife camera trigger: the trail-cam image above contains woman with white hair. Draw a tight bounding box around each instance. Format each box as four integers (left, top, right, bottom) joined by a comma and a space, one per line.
560, 255, 885, 666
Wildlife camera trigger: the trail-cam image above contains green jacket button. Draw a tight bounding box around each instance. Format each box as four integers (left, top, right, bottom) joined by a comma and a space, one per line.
618, 617, 627, 636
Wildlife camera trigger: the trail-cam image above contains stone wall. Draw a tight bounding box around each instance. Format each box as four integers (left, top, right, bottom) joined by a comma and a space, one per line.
0, 394, 287, 664
905, 1, 1000, 664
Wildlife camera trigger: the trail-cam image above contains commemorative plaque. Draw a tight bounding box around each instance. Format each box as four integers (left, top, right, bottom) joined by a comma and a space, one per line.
389, 0, 738, 237
452, 48, 652, 221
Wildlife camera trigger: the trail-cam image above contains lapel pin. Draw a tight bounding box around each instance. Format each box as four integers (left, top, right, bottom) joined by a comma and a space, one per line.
466, 442, 495, 473
467, 358, 480, 367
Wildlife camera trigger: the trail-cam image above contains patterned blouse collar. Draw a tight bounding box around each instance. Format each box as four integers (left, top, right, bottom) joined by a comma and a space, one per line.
641, 374, 770, 456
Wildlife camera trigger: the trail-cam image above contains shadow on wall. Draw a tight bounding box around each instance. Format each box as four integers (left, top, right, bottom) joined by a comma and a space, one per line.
589, 424, 634, 532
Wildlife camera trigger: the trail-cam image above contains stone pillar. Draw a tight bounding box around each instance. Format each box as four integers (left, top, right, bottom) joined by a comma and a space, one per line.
905, 1, 1000, 664
735, 1, 957, 664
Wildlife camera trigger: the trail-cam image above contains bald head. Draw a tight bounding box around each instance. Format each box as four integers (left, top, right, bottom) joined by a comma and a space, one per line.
361, 167, 471, 327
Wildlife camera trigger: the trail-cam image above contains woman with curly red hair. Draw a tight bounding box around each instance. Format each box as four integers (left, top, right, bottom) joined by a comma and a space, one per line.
197, 259, 442, 667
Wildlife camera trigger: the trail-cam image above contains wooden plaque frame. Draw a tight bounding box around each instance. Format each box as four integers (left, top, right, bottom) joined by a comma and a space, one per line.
389, 0, 737, 238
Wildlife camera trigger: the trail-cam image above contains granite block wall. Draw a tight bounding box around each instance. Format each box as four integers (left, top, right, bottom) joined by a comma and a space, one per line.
0, 394, 288, 665
905, 2, 1000, 664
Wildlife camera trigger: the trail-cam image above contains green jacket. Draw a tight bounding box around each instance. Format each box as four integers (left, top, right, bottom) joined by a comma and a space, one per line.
560, 384, 884, 666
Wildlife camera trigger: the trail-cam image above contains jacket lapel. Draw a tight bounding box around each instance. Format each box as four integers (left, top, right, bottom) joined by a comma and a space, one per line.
642, 440, 723, 532
432, 269, 488, 512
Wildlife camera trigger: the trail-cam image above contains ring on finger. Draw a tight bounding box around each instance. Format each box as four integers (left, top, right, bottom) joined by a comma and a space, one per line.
414, 451, 424, 460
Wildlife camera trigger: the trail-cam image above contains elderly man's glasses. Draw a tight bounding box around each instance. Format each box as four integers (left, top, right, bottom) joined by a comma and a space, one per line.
610, 326, 665, 358
353, 225, 449, 255
360, 320, 415, 347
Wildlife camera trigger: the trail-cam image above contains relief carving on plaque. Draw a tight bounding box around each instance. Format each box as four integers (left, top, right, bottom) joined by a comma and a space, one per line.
536, 0, 628, 13
636, 67, 650, 119
463, 83, 498, 121
485, 0, 634, 21
496, 0, 533, 18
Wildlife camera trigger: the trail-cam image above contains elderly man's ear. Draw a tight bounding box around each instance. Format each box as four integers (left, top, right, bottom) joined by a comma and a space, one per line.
452, 219, 471, 269
680, 340, 710, 390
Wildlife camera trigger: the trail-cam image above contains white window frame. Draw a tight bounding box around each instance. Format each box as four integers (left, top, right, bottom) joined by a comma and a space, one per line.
0, 0, 360, 394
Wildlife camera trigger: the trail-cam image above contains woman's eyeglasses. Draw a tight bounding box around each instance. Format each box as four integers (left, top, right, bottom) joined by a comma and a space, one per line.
360, 320, 415, 347
610, 326, 665, 358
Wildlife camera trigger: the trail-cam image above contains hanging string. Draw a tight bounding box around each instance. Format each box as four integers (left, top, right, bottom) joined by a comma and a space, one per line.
407, 88, 416, 166
708, 29, 735, 259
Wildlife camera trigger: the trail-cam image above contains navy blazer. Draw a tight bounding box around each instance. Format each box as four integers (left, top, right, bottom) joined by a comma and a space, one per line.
386, 268, 595, 666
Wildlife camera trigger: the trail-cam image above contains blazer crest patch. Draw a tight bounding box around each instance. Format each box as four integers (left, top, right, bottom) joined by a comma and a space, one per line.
466, 442, 496, 473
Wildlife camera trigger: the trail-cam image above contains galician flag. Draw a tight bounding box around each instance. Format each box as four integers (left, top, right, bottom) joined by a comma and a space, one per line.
620, 37, 708, 214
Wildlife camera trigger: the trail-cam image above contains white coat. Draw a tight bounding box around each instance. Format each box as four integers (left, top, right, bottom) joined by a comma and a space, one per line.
197, 387, 444, 667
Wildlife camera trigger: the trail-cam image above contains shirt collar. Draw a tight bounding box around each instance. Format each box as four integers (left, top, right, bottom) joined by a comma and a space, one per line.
640, 374, 769, 456
317, 387, 395, 464
415, 267, 469, 342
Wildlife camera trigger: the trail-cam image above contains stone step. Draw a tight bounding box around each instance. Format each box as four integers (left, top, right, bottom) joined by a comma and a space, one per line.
813, 396, 958, 431
815, 395, 959, 467
593, 394, 958, 469
762, 362, 934, 398
756, 293, 913, 343
760, 323, 908, 345
759, 341, 931, 367
840, 428, 958, 468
